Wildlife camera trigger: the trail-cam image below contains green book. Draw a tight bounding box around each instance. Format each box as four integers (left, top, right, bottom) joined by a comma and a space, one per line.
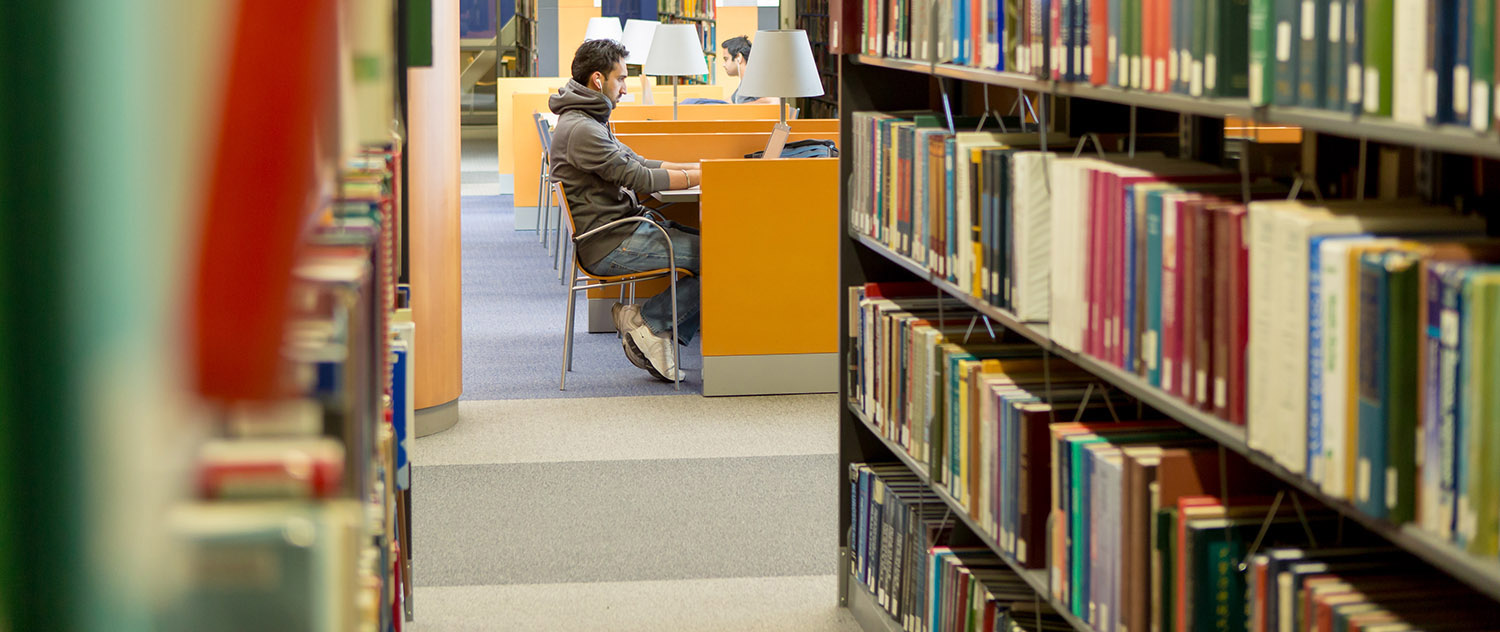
1361, 0, 1395, 116
1208, 0, 1254, 96
1249, 0, 1276, 103
1472, 0, 1495, 131
1383, 250, 1422, 524
1156, 507, 1179, 632
1471, 275, 1500, 555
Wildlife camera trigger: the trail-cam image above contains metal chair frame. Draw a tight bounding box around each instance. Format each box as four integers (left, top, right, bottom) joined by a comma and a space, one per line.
555, 181, 686, 391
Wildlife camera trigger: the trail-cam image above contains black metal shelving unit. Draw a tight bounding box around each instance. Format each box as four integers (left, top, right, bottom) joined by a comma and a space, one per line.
835, 48, 1500, 632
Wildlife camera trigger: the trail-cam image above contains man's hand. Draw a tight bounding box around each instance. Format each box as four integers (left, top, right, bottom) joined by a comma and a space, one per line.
660, 161, 701, 171
667, 168, 701, 189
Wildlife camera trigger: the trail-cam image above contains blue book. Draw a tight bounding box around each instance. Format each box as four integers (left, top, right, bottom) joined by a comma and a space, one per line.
1354, 252, 1390, 519
957, 0, 970, 65
1305, 234, 1371, 483
1453, 0, 1473, 126
1325, 0, 1346, 108
1075, 0, 1088, 80
994, 0, 1006, 70
1144, 190, 1166, 386
1425, 0, 1455, 123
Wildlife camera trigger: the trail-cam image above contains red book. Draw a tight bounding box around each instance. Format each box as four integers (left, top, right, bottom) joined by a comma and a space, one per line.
1090, 0, 1110, 83
1178, 199, 1201, 401
1111, 172, 1128, 367
829, 0, 863, 54
1228, 204, 1249, 424
1192, 199, 1217, 409
864, 281, 935, 298
973, 0, 986, 67
1209, 205, 1237, 419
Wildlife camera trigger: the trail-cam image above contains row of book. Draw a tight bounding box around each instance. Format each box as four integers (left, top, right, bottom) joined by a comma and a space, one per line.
849, 463, 1075, 632
841, 0, 1500, 128
849, 111, 1500, 549
848, 301, 1500, 630
851, 282, 1127, 566
163, 146, 412, 632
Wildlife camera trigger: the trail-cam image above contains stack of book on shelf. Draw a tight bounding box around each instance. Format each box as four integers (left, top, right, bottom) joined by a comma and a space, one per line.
162, 145, 410, 632
849, 463, 1075, 632
839, 0, 1500, 130
849, 280, 1500, 631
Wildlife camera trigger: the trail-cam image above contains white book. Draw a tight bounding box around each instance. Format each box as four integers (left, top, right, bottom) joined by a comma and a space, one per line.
1252, 201, 1485, 474
1391, 0, 1428, 125
1012, 152, 1055, 322
1049, 158, 1101, 351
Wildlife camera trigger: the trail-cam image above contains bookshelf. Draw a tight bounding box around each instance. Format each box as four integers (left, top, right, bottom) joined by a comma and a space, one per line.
835, 16, 1500, 631
515, 0, 539, 76
657, 0, 716, 84
795, 0, 838, 118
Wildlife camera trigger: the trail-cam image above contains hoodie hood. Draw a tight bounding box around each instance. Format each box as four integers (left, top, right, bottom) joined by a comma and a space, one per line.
549, 79, 613, 123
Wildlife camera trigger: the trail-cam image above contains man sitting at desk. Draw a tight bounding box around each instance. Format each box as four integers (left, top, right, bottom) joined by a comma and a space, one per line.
549, 39, 702, 382
720, 36, 779, 105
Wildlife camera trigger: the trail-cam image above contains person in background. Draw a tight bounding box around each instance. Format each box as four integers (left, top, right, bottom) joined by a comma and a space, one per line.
720, 35, 778, 105
549, 39, 701, 382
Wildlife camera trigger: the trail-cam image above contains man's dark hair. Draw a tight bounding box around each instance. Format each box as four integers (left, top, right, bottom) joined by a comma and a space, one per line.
571, 39, 629, 86
721, 35, 751, 61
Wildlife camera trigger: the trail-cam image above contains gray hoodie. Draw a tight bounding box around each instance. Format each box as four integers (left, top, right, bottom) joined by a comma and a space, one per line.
548, 79, 672, 268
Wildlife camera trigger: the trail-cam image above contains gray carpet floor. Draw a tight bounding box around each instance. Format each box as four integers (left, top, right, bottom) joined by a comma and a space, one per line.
411, 159, 856, 630
460, 193, 702, 400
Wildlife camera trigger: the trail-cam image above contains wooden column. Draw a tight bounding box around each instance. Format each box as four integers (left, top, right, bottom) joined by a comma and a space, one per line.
407, 0, 462, 431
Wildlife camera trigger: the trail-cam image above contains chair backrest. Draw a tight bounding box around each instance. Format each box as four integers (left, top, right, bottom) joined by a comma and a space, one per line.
552, 181, 577, 237
533, 111, 553, 153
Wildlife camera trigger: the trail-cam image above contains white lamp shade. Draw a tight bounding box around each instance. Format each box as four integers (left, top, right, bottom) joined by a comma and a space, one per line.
621, 20, 659, 65
583, 17, 623, 42
737, 30, 824, 98
643, 24, 709, 76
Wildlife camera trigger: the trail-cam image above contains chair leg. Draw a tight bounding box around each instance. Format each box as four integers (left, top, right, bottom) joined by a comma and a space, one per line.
565, 259, 578, 371
561, 281, 578, 390
668, 273, 680, 391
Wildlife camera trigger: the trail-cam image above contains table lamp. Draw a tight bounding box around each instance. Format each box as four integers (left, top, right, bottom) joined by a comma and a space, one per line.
621, 19, 660, 105
582, 17, 623, 43
644, 24, 709, 120
735, 29, 825, 158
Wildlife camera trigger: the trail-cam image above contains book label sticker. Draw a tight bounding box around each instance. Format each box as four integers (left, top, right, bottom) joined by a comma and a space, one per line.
1387, 467, 1399, 508
1192, 60, 1205, 96
1348, 64, 1362, 102
1302, 0, 1316, 39
1196, 370, 1208, 403
1455, 66, 1471, 115
1085, 45, 1093, 75
1132, 57, 1142, 88
1215, 377, 1227, 408
1363, 68, 1379, 112
1170, 48, 1180, 82
1109, 36, 1118, 66
1207, 54, 1218, 90
1474, 81, 1491, 131
1329, 4, 1342, 41
1143, 332, 1159, 370
1426, 70, 1440, 117
1155, 60, 1166, 90
1277, 22, 1292, 61
1251, 64, 1265, 103
1496, 84, 1500, 118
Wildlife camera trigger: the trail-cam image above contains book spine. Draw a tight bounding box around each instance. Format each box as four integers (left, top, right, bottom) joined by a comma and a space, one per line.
1229, 208, 1250, 426
1355, 254, 1389, 518
1274, 0, 1302, 104
1308, 238, 1327, 482
1124, 188, 1140, 372
1385, 255, 1421, 523
1193, 204, 1214, 409
1425, 0, 1453, 122
1297, 0, 1329, 106
1391, 0, 1427, 122
1217, 0, 1254, 96
1145, 195, 1165, 387
1454, 0, 1475, 126
1162, 198, 1182, 400
1251, 0, 1276, 104
1212, 211, 1233, 418
1325, 0, 1347, 108
1362, 0, 1395, 116
1472, 0, 1494, 131
1180, 205, 1199, 401
1436, 267, 1463, 540
1345, 0, 1364, 112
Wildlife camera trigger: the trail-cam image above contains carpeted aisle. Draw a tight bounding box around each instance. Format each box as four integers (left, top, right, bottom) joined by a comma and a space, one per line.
410, 146, 855, 632
460, 193, 702, 400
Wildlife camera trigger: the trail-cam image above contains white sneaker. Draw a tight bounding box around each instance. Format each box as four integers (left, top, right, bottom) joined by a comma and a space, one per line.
624, 318, 685, 382
612, 303, 659, 376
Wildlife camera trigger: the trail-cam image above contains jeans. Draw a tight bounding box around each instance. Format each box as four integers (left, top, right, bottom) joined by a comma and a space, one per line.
588, 219, 700, 343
